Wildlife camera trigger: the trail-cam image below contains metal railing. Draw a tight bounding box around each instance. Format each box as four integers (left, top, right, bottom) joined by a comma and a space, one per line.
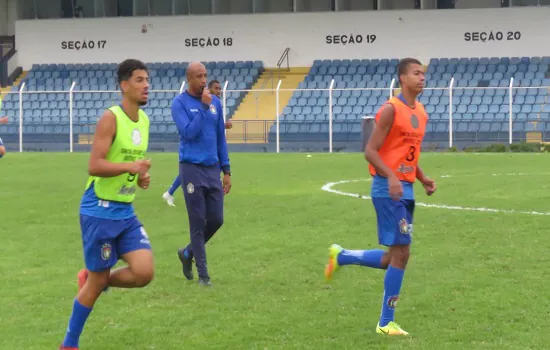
0, 77, 547, 153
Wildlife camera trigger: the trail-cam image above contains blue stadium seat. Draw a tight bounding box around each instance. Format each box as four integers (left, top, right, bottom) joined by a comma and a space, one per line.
6, 60, 265, 137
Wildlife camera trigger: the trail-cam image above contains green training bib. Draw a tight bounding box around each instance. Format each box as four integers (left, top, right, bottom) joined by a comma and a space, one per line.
85, 105, 150, 203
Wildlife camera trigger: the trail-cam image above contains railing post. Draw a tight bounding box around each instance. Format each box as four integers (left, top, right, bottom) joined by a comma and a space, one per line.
69, 81, 76, 152
276, 80, 282, 153
389, 78, 395, 98
329, 79, 335, 153
18, 82, 25, 153
179, 81, 186, 94
449, 77, 455, 148
509, 77, 514, 145
222, 81, 228, 137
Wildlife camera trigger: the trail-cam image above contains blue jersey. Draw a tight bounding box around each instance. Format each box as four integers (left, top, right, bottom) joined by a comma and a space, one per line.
171, 91, 230, 173
79, 182, 135, 220
371, 175, 415, 200
0, 137, 3, 146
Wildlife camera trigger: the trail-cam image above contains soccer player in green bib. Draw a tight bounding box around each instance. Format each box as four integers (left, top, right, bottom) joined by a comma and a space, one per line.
59, 59, 154, 350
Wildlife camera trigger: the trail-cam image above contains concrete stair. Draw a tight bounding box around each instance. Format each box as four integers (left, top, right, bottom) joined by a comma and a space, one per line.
1, 71, 27, 98
226, 67, 310, 143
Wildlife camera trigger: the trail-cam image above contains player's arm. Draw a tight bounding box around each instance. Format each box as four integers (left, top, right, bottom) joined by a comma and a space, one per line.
416, 165, 436, 195
216, 99, 230, 174
171, 98, 206, 140
416, 166, 428, 183
0, 137, 5, 157
365, 104, 396, 179
88, 110, 148, 177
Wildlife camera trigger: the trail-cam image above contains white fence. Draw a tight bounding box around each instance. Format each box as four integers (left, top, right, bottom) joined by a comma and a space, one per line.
1, 77, 543, 153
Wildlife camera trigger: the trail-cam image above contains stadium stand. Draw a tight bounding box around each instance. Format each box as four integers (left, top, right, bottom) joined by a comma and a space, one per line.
1, 56, 550, 148
0, 60, 264, 144
268, 56, 550, 146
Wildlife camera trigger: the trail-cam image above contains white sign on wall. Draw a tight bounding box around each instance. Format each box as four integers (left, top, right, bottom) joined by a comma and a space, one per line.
14, 7, 550, 69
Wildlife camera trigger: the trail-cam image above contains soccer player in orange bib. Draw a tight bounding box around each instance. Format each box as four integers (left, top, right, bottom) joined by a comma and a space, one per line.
324, 58, 436, 336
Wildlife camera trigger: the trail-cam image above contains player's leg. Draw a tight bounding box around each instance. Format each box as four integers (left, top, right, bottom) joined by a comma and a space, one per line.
182, 185, 210, 283
108, 217, 154, 288
163, 175, 181, 207
60, 216, 119, 349
324, 199, 391, 281
177, 164, 211, 284
181, 169, 223, 251
375, 198, 413, 336
61, 270, 110, 349
203, 167, 224, 244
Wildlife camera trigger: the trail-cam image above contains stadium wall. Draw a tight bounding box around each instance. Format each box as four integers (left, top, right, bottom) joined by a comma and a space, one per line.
15, 7, 549, 69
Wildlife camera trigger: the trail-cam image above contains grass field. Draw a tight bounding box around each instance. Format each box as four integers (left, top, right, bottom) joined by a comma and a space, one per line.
1, 152, 550, 349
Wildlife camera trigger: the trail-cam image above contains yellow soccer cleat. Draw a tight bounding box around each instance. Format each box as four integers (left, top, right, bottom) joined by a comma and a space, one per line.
376, 322, 410, 336
324, 244, 343, 282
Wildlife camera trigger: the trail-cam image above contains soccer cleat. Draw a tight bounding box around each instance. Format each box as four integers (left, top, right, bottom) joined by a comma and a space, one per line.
177, 248, 194, 280
198, 276, 212, 287
162, 192, 176, 207
376, 322, 410, 336
324, 244, 343, 282
59, 345, 78, 350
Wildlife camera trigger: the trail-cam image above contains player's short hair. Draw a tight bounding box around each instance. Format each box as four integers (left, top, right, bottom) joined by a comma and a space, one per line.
208, 80, 220, 89
117, 59, 148, 85
397, 58, 422, 85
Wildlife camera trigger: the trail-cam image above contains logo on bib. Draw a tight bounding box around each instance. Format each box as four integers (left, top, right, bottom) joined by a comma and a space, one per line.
131, 128, 142, 146
410, 114, 419, 129
187, 182, 195, 194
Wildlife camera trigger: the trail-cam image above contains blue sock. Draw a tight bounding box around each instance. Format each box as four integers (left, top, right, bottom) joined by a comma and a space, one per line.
379, 266, 405, 327
337, 249, 386, 269
168, 176, 181, 196
62, 299, 93, 348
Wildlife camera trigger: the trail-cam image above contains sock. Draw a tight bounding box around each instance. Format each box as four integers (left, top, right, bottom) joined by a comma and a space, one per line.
337, 249, 385, 269
379, 266, 405, 327
168, 176, 181, 196
62, 299, 93, 348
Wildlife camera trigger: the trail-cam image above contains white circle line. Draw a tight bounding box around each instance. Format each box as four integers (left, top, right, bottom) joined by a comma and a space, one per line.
439, 172, 550, 178
321, 179, 550, 216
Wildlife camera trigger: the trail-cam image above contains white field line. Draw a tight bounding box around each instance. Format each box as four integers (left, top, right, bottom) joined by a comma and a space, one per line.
321, 176, 550, 216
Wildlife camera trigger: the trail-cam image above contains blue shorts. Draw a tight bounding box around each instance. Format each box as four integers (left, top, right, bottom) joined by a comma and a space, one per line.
80, 214, 152, 272
372, 197, 415, 247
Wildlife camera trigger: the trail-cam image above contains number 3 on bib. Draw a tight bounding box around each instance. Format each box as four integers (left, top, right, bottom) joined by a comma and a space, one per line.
405, 146, 416, 162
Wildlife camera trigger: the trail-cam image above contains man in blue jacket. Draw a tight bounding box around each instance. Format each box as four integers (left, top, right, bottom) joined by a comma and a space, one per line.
162, 79, 232, 207
171, 61, 231, 286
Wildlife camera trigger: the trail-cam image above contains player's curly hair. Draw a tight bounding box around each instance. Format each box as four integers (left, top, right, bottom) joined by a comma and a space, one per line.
117, 59, 148, 86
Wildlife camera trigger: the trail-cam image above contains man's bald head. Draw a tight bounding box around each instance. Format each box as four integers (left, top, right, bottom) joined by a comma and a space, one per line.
186, 61, 206, 78
186, 61, 208, 96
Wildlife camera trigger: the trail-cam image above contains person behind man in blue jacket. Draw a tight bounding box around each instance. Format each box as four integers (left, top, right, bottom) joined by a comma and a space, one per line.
171, 61, 231, 286
162, 79, 232, 207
